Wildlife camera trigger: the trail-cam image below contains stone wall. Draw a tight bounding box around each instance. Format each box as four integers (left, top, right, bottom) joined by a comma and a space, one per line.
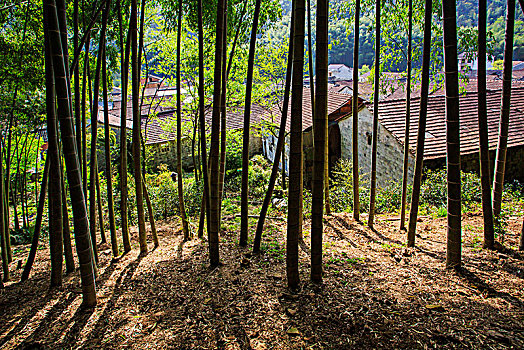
97, 127, 263, 173
425, 145, 524, 183
337, 108, 415, 188
149, 134, 263, 172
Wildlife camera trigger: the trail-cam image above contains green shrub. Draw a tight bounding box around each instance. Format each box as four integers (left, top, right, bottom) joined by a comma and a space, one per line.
420, 169, 483, 209
224, 154, 273, 197
374, 180, 409, 214
146, 165, 203, 219
328, 159, 369, 213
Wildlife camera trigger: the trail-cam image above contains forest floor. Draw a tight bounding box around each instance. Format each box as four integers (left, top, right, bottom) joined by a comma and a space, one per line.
0, 211, 523, 349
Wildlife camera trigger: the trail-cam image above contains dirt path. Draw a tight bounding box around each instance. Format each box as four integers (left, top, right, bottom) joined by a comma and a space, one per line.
0, 213, 523, 349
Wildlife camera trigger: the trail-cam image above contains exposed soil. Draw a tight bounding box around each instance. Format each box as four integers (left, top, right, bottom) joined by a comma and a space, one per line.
1, 212, 523, 349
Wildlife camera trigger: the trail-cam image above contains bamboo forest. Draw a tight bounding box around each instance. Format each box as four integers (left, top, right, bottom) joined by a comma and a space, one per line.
1, 0, 524, 348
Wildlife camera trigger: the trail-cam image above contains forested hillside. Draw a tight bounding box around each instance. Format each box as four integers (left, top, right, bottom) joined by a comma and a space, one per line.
274, 0, 524, 69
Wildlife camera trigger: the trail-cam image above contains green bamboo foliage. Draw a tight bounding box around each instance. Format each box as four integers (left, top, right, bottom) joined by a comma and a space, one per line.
492, 0, 515, 218
311, 0, 328, 284
240, 0, 262, 247
177, 0, 190, 242
45, 0, 97, 306
253, 5, 294, 254
368, 0, 381, 228
131, 0, 148, 254
208, 0, 227, 266
287, 0, 305, 290
442, 0, 462, 269
352, 0, 360, 221
102, 47, 119, 257
407, 0, 432, 247
400, 0, 412, 231
477, 0, 495, 249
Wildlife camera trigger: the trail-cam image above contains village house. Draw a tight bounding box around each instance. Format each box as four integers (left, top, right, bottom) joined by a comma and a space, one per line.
261, 88, 414, 187
98, 100, 269, 171
328, 63, 353, 82
370, 87, 524, 182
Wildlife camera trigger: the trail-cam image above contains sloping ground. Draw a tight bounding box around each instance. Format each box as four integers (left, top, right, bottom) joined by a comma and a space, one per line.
0, 212, 523, 349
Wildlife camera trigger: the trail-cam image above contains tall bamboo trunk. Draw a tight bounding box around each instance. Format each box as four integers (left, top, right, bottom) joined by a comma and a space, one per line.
102, 48, 119, 257
197, 0, 210, 240
119, 3, 132, 253
176, 0, 190, 241
45, 0, 97, 307
311, 0, 328, 284
352, 0, 361, 220
208, 0, 226, 267
400, 0, 412, 231
60, 161, 75, 273
82, 35, 90, 196
307, 0, 315, 139
253, 4, 295, 254
492, 0, 515, 218
96, 169, 107, 244
477, 0, 495, 249
406, 0, 432, 247
21, 156, 50, 282
240, 0, 262, 247
45, 14, 64, 288
368, 0, 381, 228
89, 0, 111, 263
519, 217, 524, 250
442, 0, 462, 269
0, 134, 9, 282
217, 2, 228, 226
287, 0, 305, 290
131, 0, 148, 254
142, 176, 159, 247
74, 0, 81, 159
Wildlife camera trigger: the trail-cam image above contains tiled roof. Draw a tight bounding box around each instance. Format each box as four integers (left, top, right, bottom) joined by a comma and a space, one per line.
384, 78, 524, 101
262, 87, 364, 132
101, 104, 271, 145
368, 87, 524, 159
143, 104, 270, 145
328, 64, 350, 70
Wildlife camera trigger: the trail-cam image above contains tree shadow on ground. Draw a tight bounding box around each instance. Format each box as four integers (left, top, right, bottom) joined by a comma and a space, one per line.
2, 215, 524, 349
457, 267, 524, 308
